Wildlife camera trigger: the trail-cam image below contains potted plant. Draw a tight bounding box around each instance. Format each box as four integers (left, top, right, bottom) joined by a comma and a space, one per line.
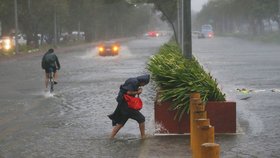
147, 42, 236, 134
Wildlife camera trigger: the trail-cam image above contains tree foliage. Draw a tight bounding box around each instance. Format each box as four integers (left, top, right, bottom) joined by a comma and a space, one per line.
0, 0, 156, 46
195, 0, 280, 35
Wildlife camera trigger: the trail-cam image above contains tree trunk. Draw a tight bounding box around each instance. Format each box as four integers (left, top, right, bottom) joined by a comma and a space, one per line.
277, 19, 280, 33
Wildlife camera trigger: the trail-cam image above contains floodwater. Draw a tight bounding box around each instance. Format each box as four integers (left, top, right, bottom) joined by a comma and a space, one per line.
0, 36, 191, 158
193, 37, 280, 157
2, 35, 280, 157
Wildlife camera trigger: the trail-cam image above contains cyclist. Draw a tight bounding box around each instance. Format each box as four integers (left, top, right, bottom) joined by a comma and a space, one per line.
41, 48, 61, 89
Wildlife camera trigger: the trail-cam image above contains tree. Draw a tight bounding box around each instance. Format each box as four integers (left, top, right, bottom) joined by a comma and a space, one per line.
0, 0, 15, 36
0, 0, 156, 45
196, 0, 280, 35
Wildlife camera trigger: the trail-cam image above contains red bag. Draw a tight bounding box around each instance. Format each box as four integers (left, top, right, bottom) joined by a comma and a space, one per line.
123, 94, 143, 110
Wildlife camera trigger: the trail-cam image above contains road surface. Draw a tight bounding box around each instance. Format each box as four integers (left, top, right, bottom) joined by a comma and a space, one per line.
1, 35, 280, 157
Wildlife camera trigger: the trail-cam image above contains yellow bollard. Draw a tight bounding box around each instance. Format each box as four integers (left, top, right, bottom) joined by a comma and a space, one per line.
192, 119, 210, 156
201, 143, 220, 158
190, 92, 201, 117
190, 92, 201, 99
190, 100, 203, 147
194, 102, 205, 112
189, 93, 201, 148
193, 125, 215, 158
190, 98, 201, 117
191, 111, 207, 149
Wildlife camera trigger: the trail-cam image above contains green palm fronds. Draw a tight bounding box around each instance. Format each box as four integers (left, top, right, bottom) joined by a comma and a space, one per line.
147, 43, 226, 120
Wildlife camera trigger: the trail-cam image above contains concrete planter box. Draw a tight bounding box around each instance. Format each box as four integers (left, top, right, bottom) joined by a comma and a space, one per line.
154, 100, 236, 134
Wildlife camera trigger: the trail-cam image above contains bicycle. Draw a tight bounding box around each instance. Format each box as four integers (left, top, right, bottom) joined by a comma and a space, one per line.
48, 67, 55, 93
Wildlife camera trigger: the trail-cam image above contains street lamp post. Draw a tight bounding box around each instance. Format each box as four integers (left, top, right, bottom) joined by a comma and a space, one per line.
279, 0, 280, 15
177, 0, 181, 46
278, 0, 280, 33
54, 4, 57, 47
14, 0, 19, 54
182, 0, 192, 59
278, 0, 280, 20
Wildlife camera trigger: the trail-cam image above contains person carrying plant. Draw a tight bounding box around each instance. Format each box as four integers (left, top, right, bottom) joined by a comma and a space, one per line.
108, 74, 150, 139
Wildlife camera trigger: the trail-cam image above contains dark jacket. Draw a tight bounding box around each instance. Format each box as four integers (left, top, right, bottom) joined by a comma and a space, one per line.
41, 51, 61, 70
117, 74, 150, 103
108, 75, 150, 125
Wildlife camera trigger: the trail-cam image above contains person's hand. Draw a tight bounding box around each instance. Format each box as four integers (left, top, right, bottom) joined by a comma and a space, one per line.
137, 88, 143, 95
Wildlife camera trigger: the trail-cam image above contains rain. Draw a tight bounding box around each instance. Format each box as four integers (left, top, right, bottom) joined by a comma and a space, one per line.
1, 0, 280, 157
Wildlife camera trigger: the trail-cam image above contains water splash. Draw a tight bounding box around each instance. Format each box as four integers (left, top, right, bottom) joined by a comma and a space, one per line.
43, 91, 55, 98
78, 45, 133, 60
79, 48, 98, 59
154, 122, 169, 134
117, 46, 133, 58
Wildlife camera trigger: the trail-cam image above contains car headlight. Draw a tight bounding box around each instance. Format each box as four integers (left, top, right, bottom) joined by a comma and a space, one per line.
3, 39, 11, 50
98, 47, 104, 52
112, 46, 119, 52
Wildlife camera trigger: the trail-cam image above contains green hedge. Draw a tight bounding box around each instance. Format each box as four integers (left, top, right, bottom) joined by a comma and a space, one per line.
147, 42, 226, 120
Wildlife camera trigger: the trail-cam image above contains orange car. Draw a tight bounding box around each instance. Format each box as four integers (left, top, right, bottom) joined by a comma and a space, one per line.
97, 41, 120, 56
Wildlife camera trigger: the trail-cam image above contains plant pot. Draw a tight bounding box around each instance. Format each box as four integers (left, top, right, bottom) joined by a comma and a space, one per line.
154, 100, 236, 134
154, 100, 190, 134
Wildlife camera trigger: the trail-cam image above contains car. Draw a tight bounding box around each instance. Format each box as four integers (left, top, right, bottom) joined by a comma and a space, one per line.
201, 24, 214, 38
147, 31, 159, 37
97, 41, 120, 56
192, 31, 204, 39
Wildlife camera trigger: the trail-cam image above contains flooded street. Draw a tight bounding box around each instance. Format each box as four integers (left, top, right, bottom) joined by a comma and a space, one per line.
1, 0, 279, 157
0, 36, 192, 158
1, 35, 280, 157
193, 37, 280, 157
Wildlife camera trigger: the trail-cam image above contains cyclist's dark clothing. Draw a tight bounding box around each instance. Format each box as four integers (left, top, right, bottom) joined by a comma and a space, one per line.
108, 75, 150, 126
45, 66, 57, 73
41, 50, 60, 72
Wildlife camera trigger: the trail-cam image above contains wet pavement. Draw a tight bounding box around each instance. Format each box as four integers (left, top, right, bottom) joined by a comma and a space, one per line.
0, 36, 191, 158
193, 37, 280, 158
1, 35, 280, 158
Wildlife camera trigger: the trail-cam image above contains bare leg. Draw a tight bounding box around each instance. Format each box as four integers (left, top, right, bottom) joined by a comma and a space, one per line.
45, 73, 49, 88
139, 122, 145, 139
110, 124, 123, 139
54, 72, 58, 82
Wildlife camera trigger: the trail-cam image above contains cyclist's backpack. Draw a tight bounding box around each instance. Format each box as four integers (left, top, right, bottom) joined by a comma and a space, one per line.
45, 53, 56, 67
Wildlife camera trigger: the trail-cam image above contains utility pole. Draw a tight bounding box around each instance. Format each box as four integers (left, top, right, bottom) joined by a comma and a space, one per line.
177, 0, 181, 46
278, 0, 280, 33
78, 22, 81, 40
54, 4, 57, 47
0, 21, 2, 37
28, 0, 31, 12
180, 0, 184, 51
14, 0, 19, 54
182, 0, 192, 59
279, 0, 280, 16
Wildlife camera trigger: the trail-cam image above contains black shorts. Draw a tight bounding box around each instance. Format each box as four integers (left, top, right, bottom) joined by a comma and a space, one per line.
45, 66, 57, 73
119, 109, 145, 125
